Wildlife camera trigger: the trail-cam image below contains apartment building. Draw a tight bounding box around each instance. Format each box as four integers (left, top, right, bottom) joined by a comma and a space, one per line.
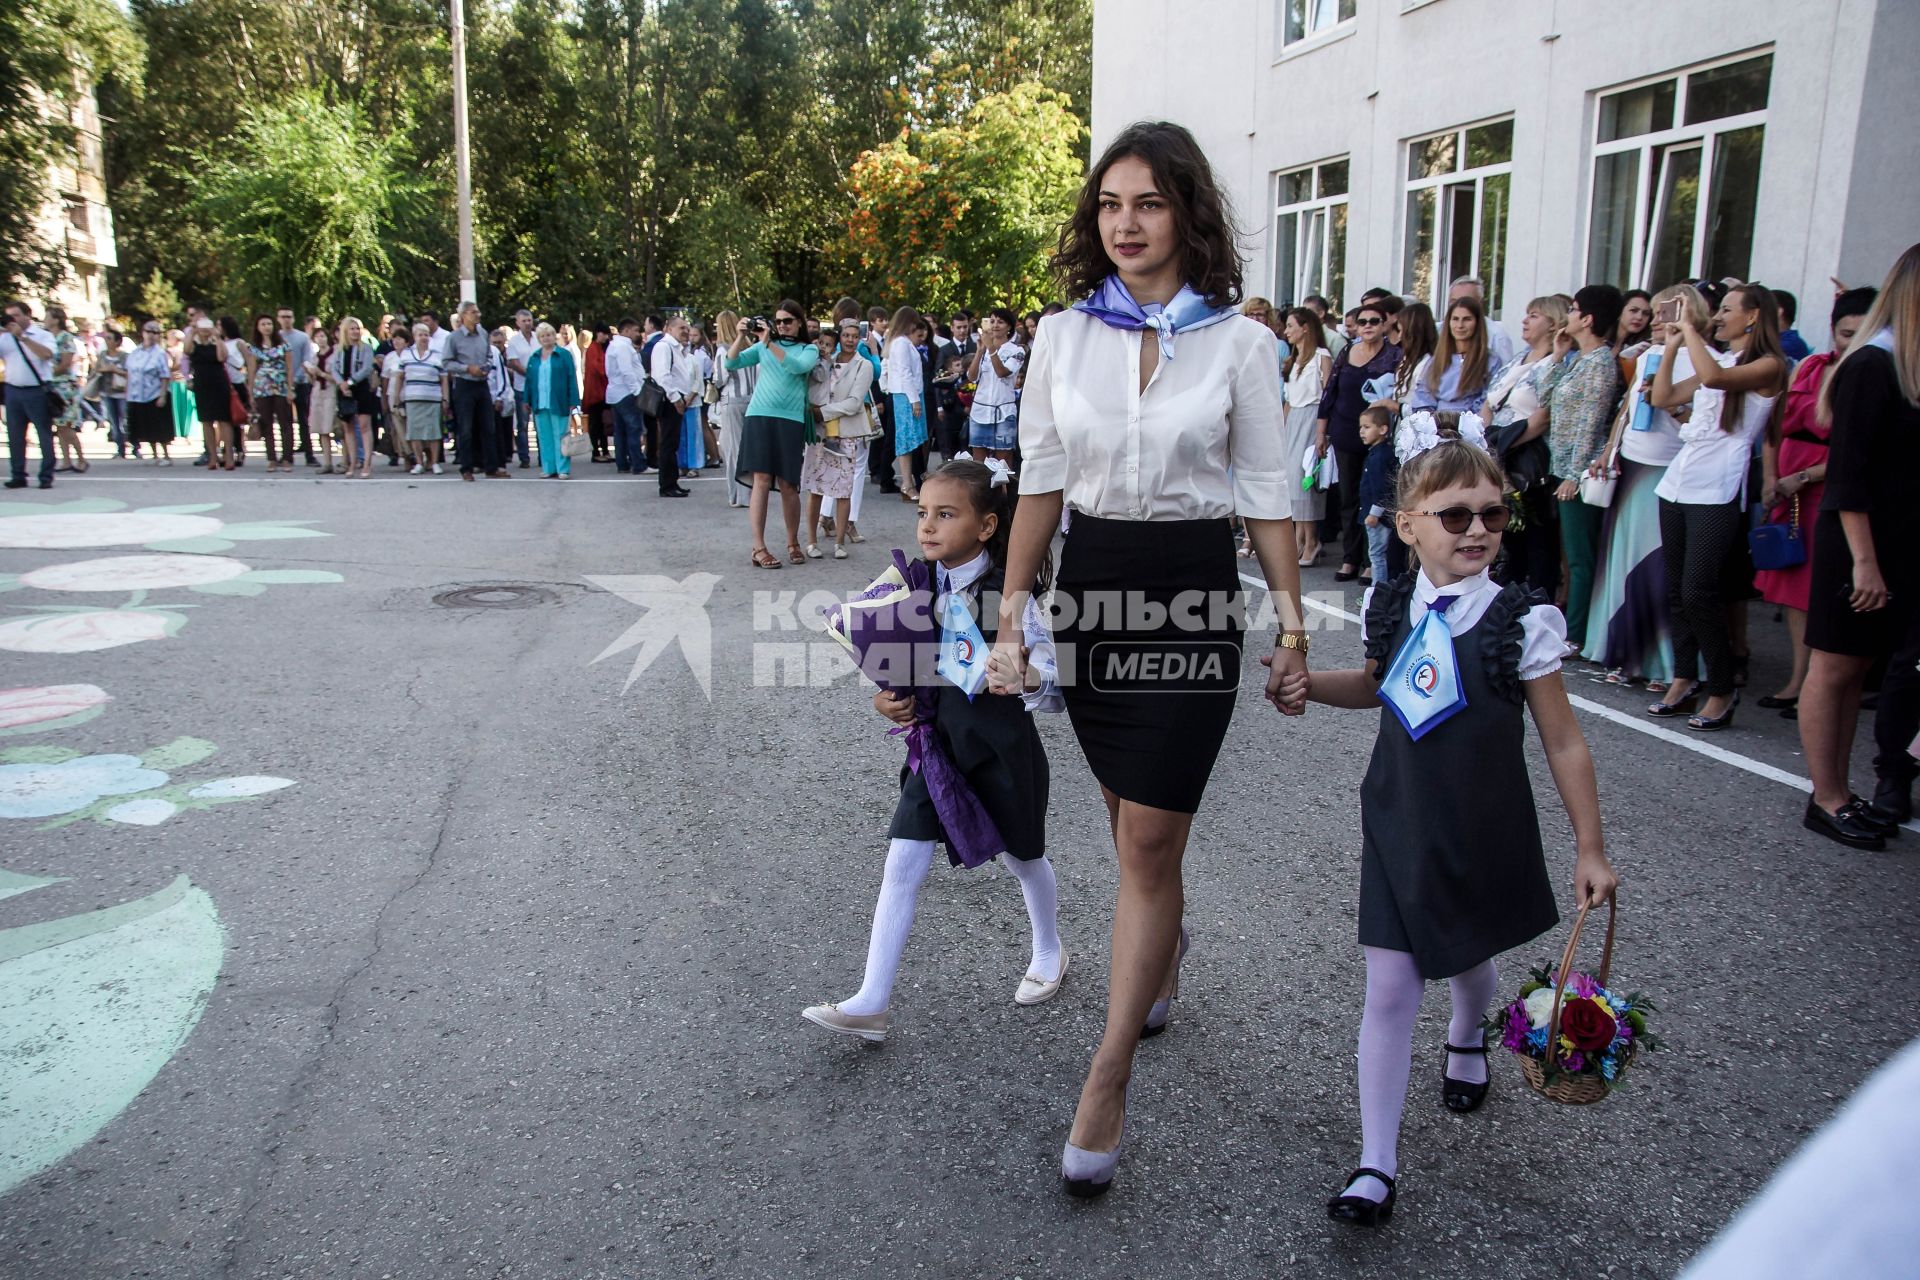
1090, 0, 1918, 344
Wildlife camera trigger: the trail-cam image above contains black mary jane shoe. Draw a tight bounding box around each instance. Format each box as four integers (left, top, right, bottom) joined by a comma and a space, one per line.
1687, 695, 1738, 732
1328, 1167, 1396, 1227
1802, 798, 1887, 851
1334, 568, 1359, 583
1646, 691, 1699, 718
1757, 694, 1798, 710
1442, 1041, 1491, 1113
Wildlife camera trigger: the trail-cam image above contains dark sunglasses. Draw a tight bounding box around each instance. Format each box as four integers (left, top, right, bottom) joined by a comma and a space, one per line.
775, 317, 799, 325
1416, 505, 1511, 535
1356, 316, 1384, 326
142, 326, 162, 334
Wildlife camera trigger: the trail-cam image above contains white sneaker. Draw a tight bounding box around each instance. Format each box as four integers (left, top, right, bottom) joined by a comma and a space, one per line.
833, 545, 849, 559
432, 463, 443, 475
804, 543, 823, 559
409, 464, 423, 475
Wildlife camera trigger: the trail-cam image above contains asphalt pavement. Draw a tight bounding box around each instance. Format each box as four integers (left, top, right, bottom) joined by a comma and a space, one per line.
2, 456, 1917, 1280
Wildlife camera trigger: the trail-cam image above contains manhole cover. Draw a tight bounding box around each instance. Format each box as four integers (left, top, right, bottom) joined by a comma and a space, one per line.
432, 584, 561, 610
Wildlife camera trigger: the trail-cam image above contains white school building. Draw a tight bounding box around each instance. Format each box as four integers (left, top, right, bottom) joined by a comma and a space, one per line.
1089, 0, 1919, 345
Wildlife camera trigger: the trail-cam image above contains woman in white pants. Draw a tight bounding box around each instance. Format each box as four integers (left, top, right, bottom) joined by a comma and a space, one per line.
713, 311, 755, 508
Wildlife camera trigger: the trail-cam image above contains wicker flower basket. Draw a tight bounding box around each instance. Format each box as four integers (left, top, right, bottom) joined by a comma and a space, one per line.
1518, 897, 1633, 1105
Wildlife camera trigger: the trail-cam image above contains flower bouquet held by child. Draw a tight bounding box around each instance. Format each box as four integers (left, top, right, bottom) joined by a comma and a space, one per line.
1286, 415, 1619, 1228
1490, 897, 1657, 1104
801, 458, 1068, 1044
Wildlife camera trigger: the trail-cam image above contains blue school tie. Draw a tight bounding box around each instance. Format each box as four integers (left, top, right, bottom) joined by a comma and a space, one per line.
936, 582, 989, 698
1378, 592, 1468, 740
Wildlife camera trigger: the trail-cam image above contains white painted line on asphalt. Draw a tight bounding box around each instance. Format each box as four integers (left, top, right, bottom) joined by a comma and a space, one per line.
1243, 571, 1919, 833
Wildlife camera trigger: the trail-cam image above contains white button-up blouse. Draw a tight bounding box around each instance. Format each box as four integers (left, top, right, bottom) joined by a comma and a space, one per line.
1017, 309, 1293, 521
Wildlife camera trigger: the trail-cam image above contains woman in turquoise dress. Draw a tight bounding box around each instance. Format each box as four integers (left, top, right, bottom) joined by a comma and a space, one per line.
523, 323, 579, 477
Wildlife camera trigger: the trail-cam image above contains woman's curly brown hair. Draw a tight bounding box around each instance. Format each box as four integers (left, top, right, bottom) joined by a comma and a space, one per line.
1050, 121, 1245, 309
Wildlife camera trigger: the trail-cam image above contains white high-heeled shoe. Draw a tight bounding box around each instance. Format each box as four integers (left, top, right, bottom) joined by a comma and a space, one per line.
1062, 1084, 1128, 1198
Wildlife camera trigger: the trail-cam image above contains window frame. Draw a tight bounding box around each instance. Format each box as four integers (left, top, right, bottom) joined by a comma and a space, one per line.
1583, 49, 1772, 291
1271, 157, 1351, 308
1276, 0, 1357, 57
1400, 115, 1514, 318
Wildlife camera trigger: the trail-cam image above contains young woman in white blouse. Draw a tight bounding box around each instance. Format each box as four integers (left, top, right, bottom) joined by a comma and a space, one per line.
987, 121, 1310, 1198
1281, 307, 1331, 565
1649, 284, 1789, 730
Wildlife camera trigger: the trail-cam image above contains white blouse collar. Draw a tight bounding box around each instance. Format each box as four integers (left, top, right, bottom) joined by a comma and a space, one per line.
1414, 566, 1495, 609
938, 551, 992, 597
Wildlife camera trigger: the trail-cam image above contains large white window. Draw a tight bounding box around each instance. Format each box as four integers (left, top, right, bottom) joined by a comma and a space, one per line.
1402, 118, 1512, 318
1280, 0, 1355, 50
1272, 157, 1349, 307
1585, 52, 1771, 291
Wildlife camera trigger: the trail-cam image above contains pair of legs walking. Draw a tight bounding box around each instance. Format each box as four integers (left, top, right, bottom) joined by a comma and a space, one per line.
831, 838, 1063, 1019
1341, 948, 1496, 1205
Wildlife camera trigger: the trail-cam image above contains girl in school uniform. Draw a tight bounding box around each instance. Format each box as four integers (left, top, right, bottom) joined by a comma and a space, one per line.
802, 458, 1068, 1043
1295, 420, 1618, 1226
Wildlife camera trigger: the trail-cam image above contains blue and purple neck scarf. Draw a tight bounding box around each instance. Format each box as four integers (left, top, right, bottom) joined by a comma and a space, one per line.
1072, 275, 1240, 361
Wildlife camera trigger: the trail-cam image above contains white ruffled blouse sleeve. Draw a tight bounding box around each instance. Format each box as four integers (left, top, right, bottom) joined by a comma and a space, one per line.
1019, 595, 1064, 714
1518, 603, 1568, 681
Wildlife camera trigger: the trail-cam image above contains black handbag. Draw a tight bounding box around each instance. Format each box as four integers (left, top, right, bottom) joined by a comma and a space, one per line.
638, 379, 667, 418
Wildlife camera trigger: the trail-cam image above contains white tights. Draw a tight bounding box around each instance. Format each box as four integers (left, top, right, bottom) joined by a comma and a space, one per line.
1348, 946, 1498, 1203
836, 838, 1062, 1017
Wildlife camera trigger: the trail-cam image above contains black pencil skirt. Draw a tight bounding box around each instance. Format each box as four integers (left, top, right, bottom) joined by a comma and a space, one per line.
1052, 513, 1244, 814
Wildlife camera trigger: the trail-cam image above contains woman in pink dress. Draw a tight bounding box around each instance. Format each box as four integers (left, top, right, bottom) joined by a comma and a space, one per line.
1755, 287, 1878, 715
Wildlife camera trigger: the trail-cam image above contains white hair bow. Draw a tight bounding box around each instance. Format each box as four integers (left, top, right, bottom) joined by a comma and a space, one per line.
1394, 409, 1492, 464
953, 451, 1016, 488
1393, 411, 1442, 464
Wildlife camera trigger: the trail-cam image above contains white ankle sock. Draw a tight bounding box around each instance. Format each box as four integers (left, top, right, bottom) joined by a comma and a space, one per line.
1445, 960, 1497, 1086
1351, 946, 1424, 1205
1003, 855, 1063, 981
836, 839, 936, 1016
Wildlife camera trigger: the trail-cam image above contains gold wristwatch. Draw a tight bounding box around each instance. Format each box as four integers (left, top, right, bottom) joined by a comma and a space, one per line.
1277, 632, 1310, 653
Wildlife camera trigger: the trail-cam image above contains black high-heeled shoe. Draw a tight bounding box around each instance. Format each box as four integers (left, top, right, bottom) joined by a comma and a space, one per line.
1646, 691, 1699, 717
1328, 1167, 1396, 1226
1441, 1040, 1491, 1113
1688, 694, 1738, 731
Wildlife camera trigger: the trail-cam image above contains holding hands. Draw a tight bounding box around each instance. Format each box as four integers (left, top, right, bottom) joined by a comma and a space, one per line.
1258, 643, 1311, 716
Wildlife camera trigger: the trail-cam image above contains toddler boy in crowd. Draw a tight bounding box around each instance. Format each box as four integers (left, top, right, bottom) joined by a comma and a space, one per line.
1357, 403, 1396, 587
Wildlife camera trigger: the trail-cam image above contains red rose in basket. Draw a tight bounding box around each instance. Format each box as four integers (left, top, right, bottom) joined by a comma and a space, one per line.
1558, 996, 1618, 1053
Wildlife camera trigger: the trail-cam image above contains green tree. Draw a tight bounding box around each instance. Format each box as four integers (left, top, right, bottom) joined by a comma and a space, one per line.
838, 82, 1084, 314
135, 267, 182, 324
189, 93, 425, 316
